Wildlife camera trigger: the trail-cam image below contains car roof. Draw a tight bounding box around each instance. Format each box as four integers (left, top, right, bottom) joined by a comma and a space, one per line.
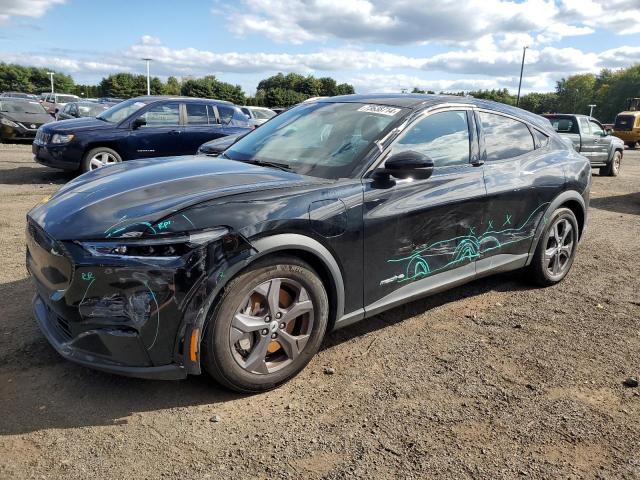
131, 95, 234, 105
319, 93, 554, 132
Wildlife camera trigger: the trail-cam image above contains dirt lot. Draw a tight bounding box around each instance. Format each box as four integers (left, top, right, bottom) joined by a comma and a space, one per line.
0, 143, 638, 479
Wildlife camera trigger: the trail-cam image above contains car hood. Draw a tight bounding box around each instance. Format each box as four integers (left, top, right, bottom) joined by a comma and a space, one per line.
43, 117, 114, 133
1, 111, 52, 126
28, 156, 323, 240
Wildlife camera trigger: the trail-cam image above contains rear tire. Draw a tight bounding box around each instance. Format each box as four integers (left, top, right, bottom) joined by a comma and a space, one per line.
201, 255, 329, 393
527, 207, 579, 287
599, 151, 621, 177
626, 142, 637, 150
81, 147, 121, 173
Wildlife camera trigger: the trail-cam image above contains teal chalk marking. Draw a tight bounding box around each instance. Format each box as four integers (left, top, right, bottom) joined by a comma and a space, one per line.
156, 220, 171, 230
388, 202, 549, 285
81, 272, 95, 281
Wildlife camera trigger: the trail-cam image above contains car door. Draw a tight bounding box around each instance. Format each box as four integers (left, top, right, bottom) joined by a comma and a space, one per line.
125, 102, 184, 159
577, 116, 598, 162
588, 119, 610, 164
182, 103, 224, 153
362, 107, 486, 314
478, 110, 564, 273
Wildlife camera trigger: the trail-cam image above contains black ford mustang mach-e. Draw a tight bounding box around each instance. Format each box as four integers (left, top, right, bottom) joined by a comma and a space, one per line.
26, 94, 590, 392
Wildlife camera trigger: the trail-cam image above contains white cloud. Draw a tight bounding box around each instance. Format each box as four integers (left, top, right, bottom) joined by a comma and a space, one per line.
221, 0, 638, 46
0, 0, 64, 23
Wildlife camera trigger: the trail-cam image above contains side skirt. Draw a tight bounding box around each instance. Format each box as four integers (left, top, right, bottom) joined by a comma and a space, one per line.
333, 253, 527, 330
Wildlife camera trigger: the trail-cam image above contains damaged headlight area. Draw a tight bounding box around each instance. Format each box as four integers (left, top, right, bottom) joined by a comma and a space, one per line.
78, 290, 155, 325
79, 227, 229, 260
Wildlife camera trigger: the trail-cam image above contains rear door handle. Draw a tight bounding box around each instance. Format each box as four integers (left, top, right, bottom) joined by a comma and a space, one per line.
168, 129, 181, 135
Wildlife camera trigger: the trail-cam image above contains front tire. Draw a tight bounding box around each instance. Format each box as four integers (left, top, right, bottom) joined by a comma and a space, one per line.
81, 147, 121, 173
599, 151, 621, 177
527, 208, 579, 286
201, 256, 329, 392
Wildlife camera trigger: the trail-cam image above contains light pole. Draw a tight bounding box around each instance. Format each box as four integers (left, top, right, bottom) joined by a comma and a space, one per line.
516, 46, 528, 107
142, 58, 152, 95
588, 104, 596, 117
47, 71, 55, 94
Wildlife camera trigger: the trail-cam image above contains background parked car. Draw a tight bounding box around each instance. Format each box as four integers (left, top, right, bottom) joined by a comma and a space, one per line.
543, 114, 624, 176
0, 98, 53, 142
41, 93, 80, 115
33, 96, 252, 172
56, 101, 110, 120
1, 92, 40, 101
196, 131, 247, 155
240, 106, 276, 126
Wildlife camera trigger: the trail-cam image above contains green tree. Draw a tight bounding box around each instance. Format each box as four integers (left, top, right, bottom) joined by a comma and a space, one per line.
99, 73, 164, 98
555, 73, 597, 115
180, 75, 245, 104
519, 92, 559, 114
0, 63, 74, 94
255, 72, 355, 107
163, 76, 181, 95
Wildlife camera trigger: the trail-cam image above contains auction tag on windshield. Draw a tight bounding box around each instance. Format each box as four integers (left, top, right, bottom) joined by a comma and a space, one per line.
357, 104, 401, 116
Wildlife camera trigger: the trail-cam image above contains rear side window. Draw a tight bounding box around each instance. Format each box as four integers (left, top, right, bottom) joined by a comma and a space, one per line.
186, 103, 210, 125
548, 117, 578, 134
389, 110, 470, 167
480, 112, 534, 161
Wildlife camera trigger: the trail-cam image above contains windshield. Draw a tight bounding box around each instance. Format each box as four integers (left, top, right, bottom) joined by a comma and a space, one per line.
97, 99, 148, 123
225, 102, 406, 179
78, 103, 107, 117
0, 100, 47, 114
252, 108, 276, 120
57, 95, 79, 104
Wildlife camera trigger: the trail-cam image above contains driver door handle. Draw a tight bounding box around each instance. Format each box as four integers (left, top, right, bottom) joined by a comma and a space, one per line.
168, 129, 181, 135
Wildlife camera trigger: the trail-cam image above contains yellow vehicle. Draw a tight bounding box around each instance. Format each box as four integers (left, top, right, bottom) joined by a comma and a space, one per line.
613, 98, 640, 149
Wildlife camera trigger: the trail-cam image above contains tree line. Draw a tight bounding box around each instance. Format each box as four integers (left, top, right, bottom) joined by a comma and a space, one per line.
1, 62, 637, 121
412, 64, 640, 122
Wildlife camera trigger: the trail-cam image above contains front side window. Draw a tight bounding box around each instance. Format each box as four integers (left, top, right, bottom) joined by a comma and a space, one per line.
186, 103, 210, 125
225, 102, 406, 179
217, 105, 235, 125
140, 102, 180, 127
589, 120, 604, 136
480, 112, 534, 161
388, 110, 470, 167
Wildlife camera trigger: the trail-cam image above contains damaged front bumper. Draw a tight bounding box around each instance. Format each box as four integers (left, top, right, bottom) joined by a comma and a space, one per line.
33, 294, 186, 380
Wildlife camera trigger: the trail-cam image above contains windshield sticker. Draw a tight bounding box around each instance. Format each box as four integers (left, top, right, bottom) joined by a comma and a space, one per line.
357, 105, 401, 116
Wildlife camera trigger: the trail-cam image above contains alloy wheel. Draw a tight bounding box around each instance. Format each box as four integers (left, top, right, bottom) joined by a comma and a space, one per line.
229, 278, 314, 375
89, 151, 120, 170
544, 217, 574, 279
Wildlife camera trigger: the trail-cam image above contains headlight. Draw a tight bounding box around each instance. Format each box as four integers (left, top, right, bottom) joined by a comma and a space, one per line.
0, 118, 19, 128
80, 227, 229, 260
51, 133, 75, 144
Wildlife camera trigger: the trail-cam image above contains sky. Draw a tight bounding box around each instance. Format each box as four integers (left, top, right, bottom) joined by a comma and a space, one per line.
0, 0, 639, 95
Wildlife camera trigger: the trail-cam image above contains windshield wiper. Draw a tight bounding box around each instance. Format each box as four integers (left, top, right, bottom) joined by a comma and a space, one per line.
243, 159, 293, 172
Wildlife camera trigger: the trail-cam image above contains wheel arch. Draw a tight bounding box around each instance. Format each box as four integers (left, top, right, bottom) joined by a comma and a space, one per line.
525, 190, 586, 266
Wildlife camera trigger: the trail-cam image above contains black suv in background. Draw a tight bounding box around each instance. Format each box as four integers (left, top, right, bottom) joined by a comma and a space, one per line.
33, 96, 252, 172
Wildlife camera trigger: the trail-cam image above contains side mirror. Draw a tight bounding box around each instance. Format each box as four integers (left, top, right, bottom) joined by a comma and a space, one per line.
132, 117, 147, 129
377, 151, 435, 180
54, 108, 59, 114
605, 128, 613, 136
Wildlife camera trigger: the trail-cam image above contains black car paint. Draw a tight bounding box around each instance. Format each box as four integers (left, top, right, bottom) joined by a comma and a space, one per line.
32, 96, 252, 170
0, 102, 53, 141
27, 94, 591, 380
197, 131, 247, 155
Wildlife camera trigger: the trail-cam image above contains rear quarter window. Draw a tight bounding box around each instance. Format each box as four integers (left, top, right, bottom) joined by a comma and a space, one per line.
480, 111, 535, 161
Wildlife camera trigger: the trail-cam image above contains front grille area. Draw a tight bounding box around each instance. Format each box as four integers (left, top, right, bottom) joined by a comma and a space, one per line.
615, 115, 635, 131
34, 129, 51, 144
43, 302, 72, 342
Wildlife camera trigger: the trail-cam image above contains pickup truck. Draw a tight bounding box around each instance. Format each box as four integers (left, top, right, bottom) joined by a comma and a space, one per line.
543, 114, 624, 176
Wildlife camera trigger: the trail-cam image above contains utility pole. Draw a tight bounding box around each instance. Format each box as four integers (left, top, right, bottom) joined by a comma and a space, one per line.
588, 104, 596, 117
516, 46, 528, 107
47, 72, 55, 94
142, 58, 152, 95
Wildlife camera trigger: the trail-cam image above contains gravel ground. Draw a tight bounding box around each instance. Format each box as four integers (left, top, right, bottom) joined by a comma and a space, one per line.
0, 143, 638, 479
